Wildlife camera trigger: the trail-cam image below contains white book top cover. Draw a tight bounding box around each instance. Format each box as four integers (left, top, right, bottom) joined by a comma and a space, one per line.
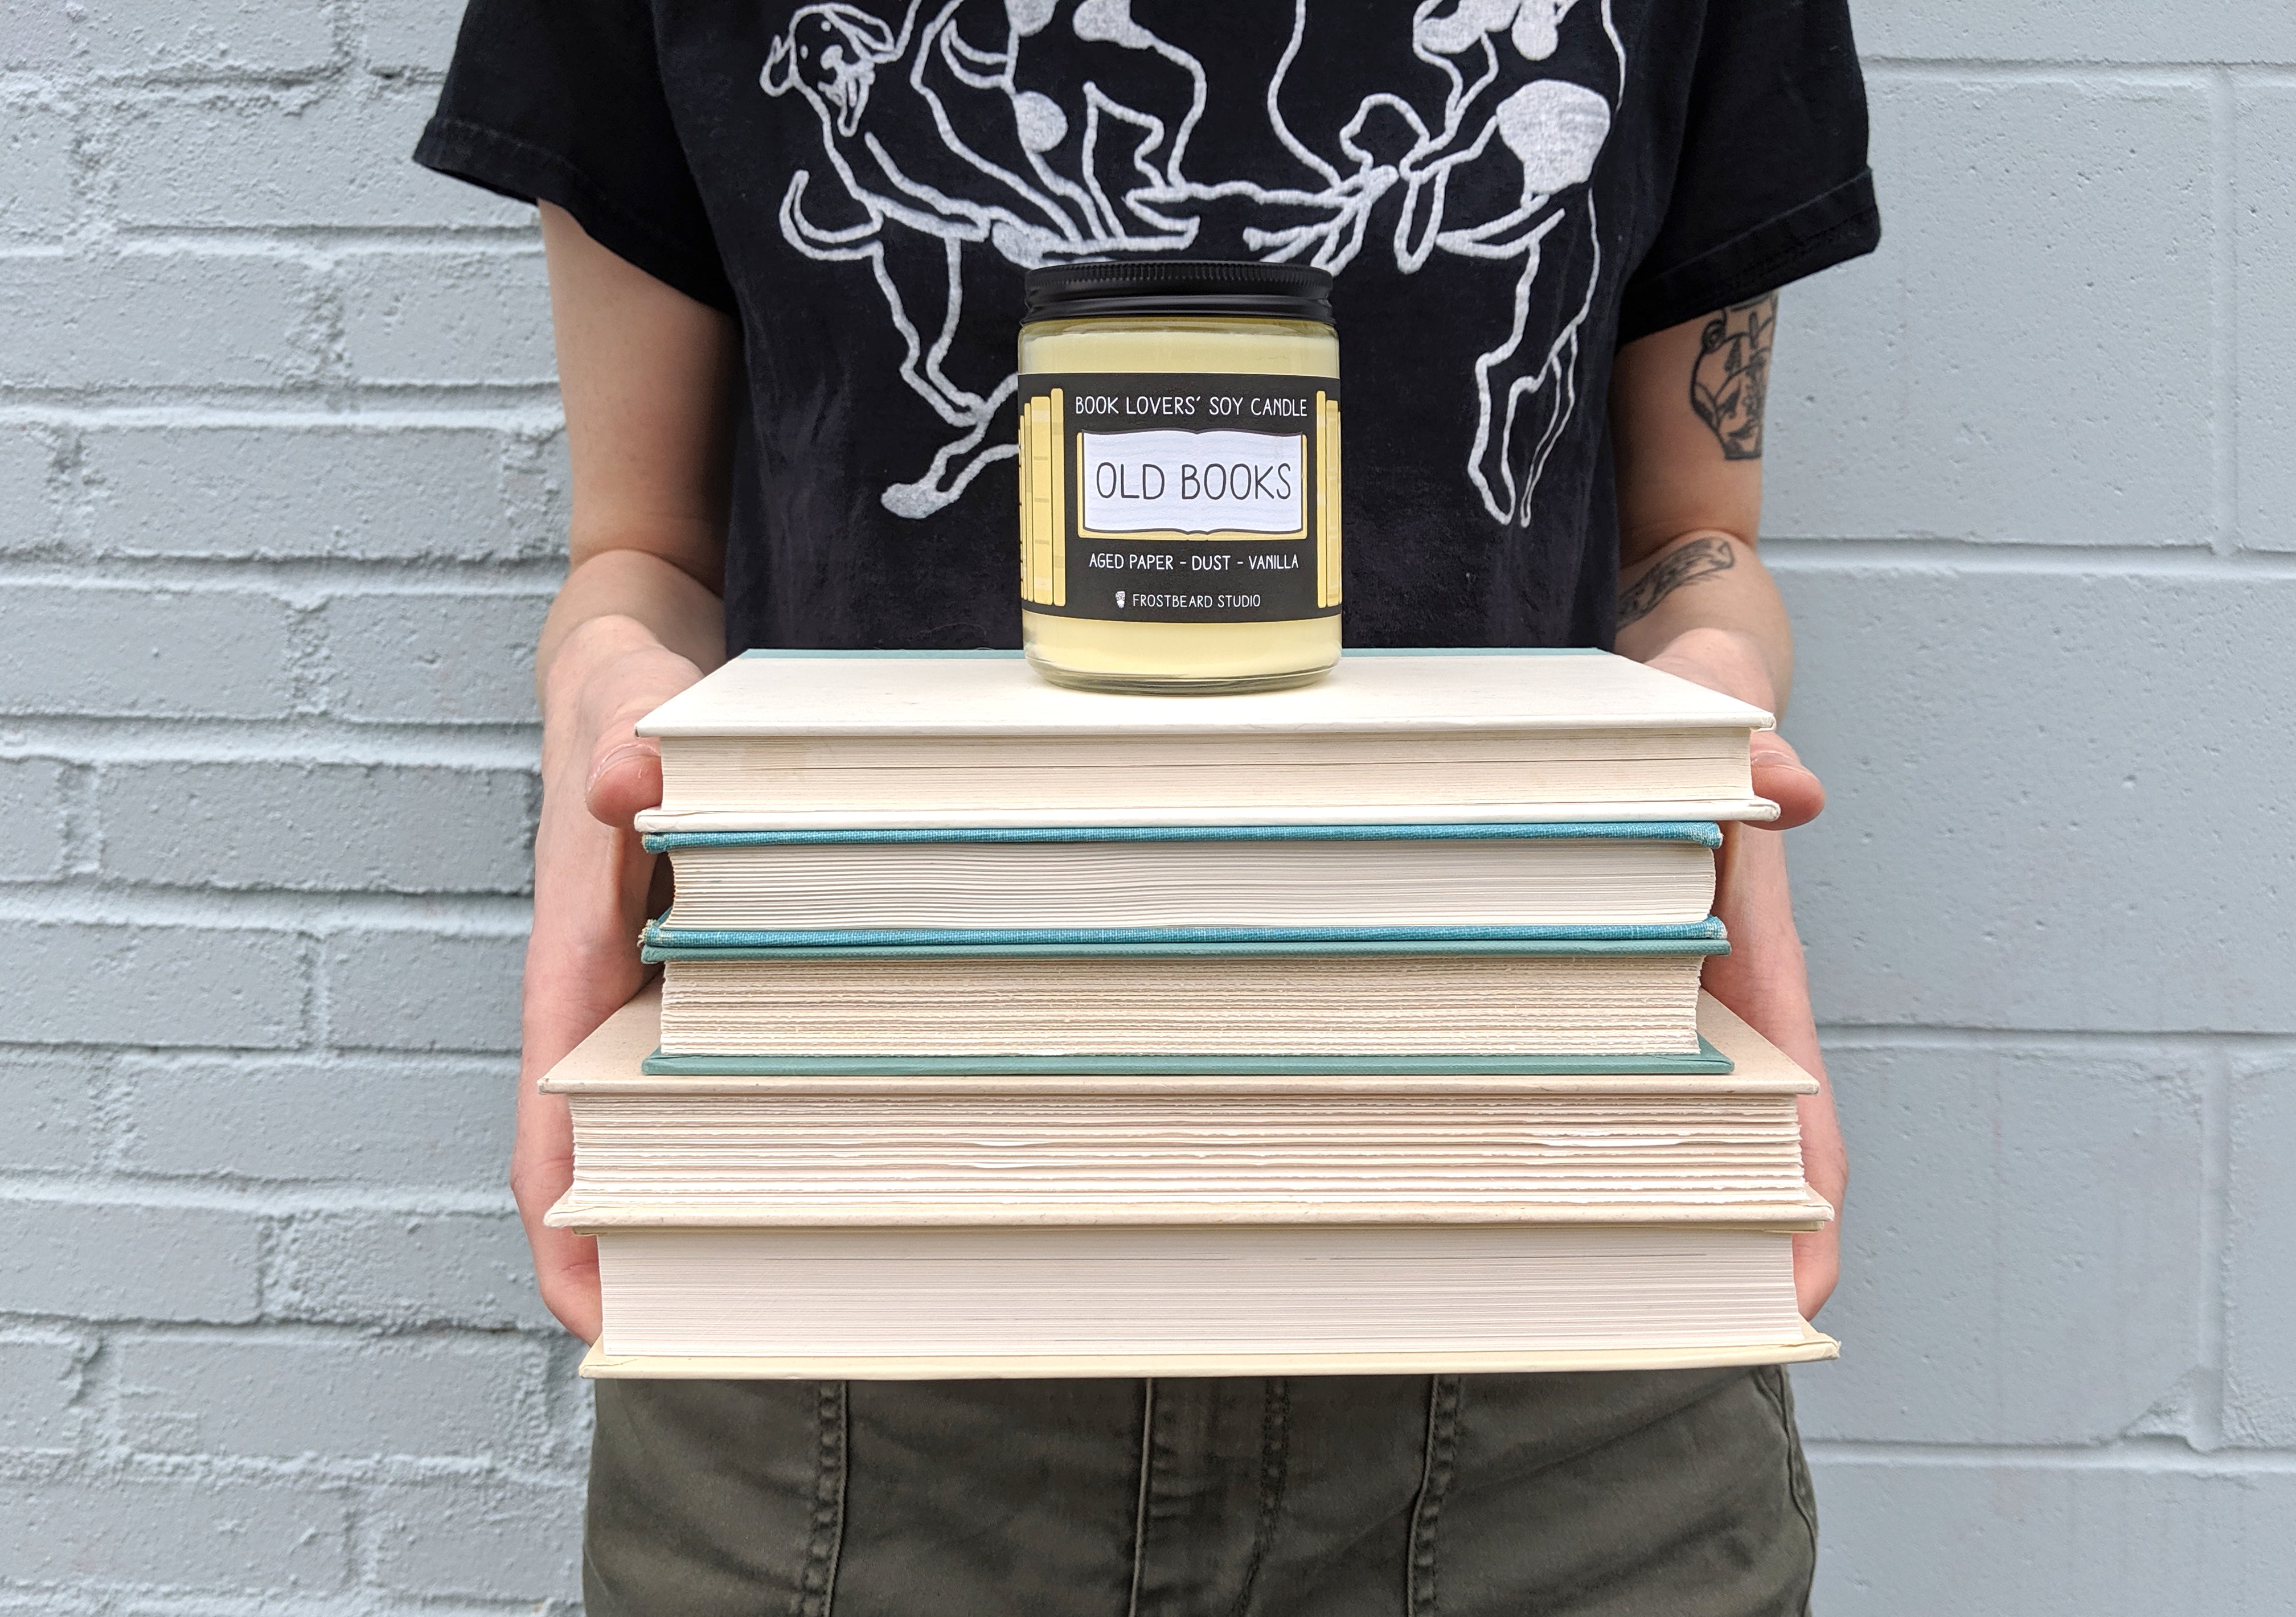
637, 649, 1774, 739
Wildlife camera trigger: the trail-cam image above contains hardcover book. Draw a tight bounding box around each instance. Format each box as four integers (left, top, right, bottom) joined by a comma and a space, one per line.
645, 820, 1724, 938
546, 990, 1836, 1378
633, 649, 1780, 830
642, 931, 1728, 1060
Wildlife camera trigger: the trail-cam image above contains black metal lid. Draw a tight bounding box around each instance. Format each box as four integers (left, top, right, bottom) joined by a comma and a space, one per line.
1023, 259, 1334, 325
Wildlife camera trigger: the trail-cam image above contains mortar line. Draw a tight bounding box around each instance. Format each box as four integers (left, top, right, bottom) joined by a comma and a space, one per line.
0, 1180, 518, 1217
2195, 1042, 2233, 1449
0, 719, 540, 764
0, 393, 564, 424
112, 224, 542, 250
0, 555, 567, 589
1817, 1025, 2296, 1050
1760, 537, 2296, 574
2209, 65, 2239, 555
1859, 59, 2249, 82
1856, 61, 2296, 84
1805, 1438, 2296, 1471
0, 885, 534, 930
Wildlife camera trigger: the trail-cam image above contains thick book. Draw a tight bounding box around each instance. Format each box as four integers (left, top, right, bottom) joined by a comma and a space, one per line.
646, 820, 1722, 938
544, 991, 1838, 1377
642, 930, 1727, 1061
545, 988, 1830, 1228
633, 649, 1780, 831
577, 1224, 1834, 1376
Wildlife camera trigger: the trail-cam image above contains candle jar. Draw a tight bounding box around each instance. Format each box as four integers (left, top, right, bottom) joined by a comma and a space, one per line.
1018, 260, 1340, 693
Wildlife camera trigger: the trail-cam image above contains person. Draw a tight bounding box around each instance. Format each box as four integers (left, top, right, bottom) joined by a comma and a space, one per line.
416, 2, 1877, 1611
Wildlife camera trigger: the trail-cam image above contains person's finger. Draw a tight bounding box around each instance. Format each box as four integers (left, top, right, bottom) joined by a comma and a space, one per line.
534, 1225, 603, 1344
512, 1114, 603, 1342
1750, 732, 1826, 830
586, 736, 666, 830
1793, 1225, 1839, 1320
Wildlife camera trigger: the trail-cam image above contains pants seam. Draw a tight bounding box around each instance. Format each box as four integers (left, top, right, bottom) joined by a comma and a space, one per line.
1227, 1377, 1292, 1617
792, 1380, 847, 1617
1407, 1374, 1463, 1617
1758, 1365, 1821, 1616
1125, 1377, 1157, 1617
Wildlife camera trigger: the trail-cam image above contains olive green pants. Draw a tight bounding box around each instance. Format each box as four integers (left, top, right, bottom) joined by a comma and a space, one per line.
585, 1368, 1817, 1616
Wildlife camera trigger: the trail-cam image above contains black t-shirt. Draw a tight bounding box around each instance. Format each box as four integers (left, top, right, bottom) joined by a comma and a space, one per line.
417, 0, 1877, 655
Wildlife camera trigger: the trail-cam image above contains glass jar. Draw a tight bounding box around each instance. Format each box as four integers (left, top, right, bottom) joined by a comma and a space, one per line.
1018, 260, 1340, 693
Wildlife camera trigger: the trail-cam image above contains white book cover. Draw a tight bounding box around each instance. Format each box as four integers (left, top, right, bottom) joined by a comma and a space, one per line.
640, 649, 1772, 738
635, 650, 1780, 829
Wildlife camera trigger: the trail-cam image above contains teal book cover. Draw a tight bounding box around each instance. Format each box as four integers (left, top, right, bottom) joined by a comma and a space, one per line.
639, 917, 1728, 959
643, 819, 1724, 852
637, 1041, 1736, 1078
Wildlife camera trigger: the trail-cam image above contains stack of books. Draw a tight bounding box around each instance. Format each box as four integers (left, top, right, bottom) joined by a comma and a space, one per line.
544, 649, 1838, 1377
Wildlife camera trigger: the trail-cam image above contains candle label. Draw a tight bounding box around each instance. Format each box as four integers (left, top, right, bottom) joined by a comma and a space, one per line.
1018, 372, 1340, 622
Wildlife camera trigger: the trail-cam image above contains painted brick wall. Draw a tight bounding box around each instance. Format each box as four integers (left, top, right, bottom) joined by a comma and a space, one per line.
1764, 14, 2296, 1611
0, 2, 2287, 1611
0, 2, 578, 1609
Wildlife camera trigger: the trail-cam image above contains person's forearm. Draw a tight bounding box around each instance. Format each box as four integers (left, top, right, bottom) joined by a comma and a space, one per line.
1606, 297, 1842, 1314
538, 547, 725, 707
1612, 531, 1793, 717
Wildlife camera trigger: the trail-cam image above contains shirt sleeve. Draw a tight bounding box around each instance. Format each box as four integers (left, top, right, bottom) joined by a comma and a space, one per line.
412, 0, 735, 313
1616, 0, 1881, 344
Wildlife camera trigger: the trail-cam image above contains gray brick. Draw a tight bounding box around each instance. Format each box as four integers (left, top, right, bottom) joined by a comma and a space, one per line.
0, 922, 305, 1047
113, 89, 526, 229
1812, 1461, 2296, 1616
363, 0, 466, 74
97, 761, 534, 893
2225, 1060, 2296, 1446
0, 1200, 261, 1322
2236, 86, 2296, 552
272, 1209, 548, 1329
116, 1052, 514, 1187
0, 423, 64, 555
323, 927, 522, 1051
1856, 8, 2296, 63
505, 424, 571, 544
0, 1339, 82, 1450
82, 424, 553, 561
31, 0, 337, 73
318, 590, 549, 725
0, 758, 67, 880
0, 251, 320, 389
368, 1475, 583, 1602
0, 584, 296, 718
340, 247, 555, 384
1766, 76, 2215, 547
117, 1335, 546, 1460
1791, 1043, 2204, 1444
1780, 569, 2296, 1033
0, 5, 75, 68
0, 1476, 348, 1591
0, 101, 74, 239
0, 1050, 99, 1172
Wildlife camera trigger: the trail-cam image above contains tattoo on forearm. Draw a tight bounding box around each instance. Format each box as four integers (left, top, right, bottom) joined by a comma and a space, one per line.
1690, 292, 1777, 459
1618, 536, 1736, 628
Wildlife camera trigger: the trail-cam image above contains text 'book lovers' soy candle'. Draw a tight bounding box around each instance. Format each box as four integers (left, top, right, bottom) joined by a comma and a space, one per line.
1018, 260, 1340, 693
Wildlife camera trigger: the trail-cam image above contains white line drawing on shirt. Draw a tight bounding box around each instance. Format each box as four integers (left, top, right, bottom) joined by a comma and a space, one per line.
760, 0, 1620, 528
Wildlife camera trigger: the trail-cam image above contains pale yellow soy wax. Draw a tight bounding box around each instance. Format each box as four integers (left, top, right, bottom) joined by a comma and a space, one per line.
1017, 261, 1340, 693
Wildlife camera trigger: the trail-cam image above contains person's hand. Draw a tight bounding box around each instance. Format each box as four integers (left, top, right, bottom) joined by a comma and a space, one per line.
1645, 629, 1846, 1319
514, 614, 705, 1343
